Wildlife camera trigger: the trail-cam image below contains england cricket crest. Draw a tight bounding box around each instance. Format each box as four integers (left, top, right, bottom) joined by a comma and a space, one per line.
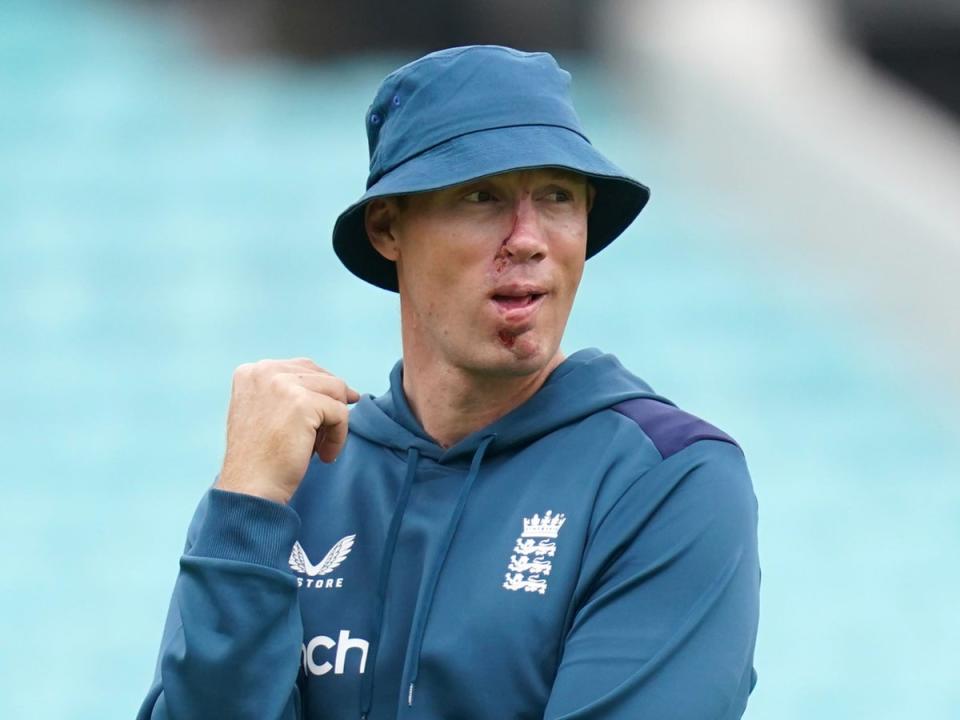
502, 510, 566, 595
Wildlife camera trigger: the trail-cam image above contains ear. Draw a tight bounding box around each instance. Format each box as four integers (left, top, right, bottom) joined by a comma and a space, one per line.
586, 182, 596, 214
365, 198, 401, 261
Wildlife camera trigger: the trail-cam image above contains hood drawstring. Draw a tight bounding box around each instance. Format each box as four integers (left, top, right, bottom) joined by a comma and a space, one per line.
359, 447, 420, 720
405, 434, 495, 707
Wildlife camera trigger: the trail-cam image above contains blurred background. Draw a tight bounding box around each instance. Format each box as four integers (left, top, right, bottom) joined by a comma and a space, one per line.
1, 0, 958, 717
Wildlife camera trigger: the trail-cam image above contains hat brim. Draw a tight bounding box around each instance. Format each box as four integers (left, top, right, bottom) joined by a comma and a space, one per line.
332, 124, 650, 291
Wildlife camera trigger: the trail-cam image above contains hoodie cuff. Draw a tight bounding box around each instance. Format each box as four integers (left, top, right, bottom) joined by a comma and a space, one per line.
189, 488, 301, 572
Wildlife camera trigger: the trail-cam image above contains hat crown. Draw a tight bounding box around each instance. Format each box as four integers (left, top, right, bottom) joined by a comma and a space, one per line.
365, 45, 587, 189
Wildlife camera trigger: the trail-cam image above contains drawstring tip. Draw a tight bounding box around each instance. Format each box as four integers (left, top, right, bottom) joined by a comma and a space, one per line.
408, 682, 415, 706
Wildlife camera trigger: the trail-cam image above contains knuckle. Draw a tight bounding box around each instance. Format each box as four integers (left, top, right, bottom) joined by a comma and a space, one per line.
267, 372, 291, 394
254, 359, 277, 373
291, 357, 324, 371
329, 399, 349, 423
239, 359, 273, 383
286, 380, 314, 405
232, 363, 259, 389
291, 394, 314, 416
293, 358, 329, 374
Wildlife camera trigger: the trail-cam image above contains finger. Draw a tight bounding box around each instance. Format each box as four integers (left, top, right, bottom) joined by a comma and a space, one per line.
267, 362, 332, 378
270, 361, 359, 402
313, 398, 350, 463
280, 372, 360, 404
303, 374, 359, 404
280, 372, 349, 403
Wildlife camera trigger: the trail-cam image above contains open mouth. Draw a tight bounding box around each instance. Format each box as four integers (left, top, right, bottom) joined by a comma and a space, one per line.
491, 292, 546, 311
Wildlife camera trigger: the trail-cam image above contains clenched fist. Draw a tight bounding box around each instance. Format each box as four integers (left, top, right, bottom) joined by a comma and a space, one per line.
215, 358, 360, 504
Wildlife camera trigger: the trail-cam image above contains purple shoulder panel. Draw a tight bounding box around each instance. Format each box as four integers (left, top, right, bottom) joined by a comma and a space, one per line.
611, 397, 739, 459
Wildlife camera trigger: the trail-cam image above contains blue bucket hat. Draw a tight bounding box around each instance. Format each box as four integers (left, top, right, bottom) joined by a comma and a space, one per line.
332, 45, 651, 291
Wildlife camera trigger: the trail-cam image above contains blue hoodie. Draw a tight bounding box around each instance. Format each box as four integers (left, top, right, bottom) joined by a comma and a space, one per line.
138, 348, 760, 719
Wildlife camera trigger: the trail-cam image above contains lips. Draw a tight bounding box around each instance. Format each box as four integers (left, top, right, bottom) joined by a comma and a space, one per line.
492, 293, 542, 310
490, 284, 547, 323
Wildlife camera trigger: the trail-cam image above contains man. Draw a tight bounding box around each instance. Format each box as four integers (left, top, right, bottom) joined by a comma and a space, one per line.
139, 45, 759, 719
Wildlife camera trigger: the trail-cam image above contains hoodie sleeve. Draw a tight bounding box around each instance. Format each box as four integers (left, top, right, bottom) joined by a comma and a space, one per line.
543, 439, 760, 720
137, 487, 305, 720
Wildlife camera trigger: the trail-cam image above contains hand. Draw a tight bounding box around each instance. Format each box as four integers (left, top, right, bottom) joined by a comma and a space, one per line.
215, 358, 360, 504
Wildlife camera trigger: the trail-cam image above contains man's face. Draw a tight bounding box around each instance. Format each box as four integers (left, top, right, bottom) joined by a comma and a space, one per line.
367, 168, 593, 379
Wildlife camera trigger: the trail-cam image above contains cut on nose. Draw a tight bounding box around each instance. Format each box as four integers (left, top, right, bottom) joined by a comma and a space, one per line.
501, 202, 547, 262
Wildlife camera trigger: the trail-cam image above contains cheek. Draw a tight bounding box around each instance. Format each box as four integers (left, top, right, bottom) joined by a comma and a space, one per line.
417, 247, 487, 321
555, 228, 588, 288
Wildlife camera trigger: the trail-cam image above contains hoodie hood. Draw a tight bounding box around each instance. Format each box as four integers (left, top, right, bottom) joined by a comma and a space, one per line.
349, 347, 673, 462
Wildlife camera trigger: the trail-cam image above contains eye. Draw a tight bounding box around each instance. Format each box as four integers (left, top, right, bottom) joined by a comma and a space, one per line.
464, 190, 496, 203
544, 188, 574, 203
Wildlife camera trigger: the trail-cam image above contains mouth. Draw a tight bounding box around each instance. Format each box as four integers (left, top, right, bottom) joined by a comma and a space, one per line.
491, 292, 546, 310
490, 284, 548, 323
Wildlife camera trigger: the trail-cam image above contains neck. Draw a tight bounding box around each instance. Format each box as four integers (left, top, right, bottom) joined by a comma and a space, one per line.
401, 349, 564, 449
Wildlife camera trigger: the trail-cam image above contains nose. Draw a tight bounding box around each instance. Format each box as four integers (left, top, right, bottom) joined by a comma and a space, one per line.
500, 194, 547, 264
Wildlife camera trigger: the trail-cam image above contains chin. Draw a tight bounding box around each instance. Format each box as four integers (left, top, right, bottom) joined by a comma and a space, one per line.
475, 331, 557, 377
